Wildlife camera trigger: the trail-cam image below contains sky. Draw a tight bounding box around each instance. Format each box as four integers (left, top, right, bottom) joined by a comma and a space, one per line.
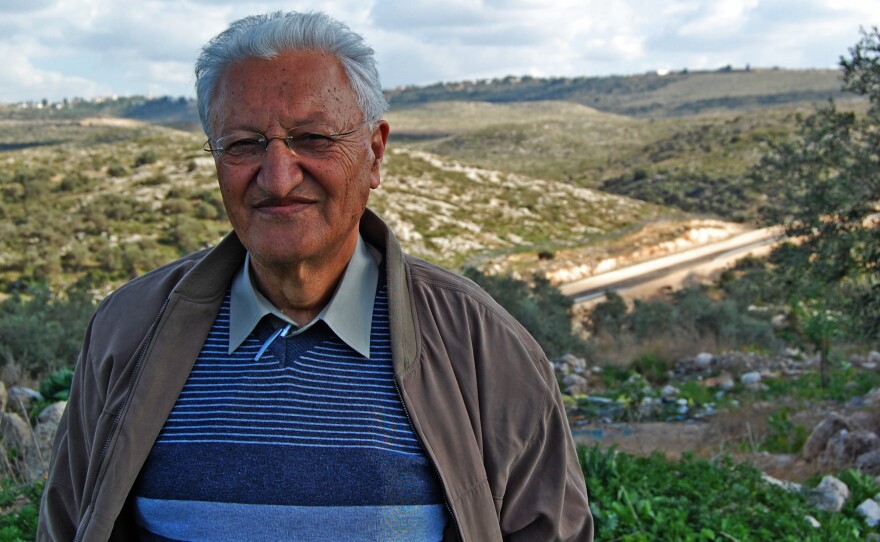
0, 0, 877, 103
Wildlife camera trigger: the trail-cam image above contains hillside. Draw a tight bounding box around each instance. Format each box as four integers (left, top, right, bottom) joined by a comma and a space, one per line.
0, 117, 671, 293
2, 67, 853, 127
385, 68, 855, 117
385, 100, 805, 221
0, 66, 870, 291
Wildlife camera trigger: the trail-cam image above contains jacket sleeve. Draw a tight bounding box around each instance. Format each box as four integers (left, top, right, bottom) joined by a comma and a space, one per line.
38, 314, 106, 541
498, 354, 594, 541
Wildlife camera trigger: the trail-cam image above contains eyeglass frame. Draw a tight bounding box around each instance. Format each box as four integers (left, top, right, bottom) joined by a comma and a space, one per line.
203, 119, 373, 166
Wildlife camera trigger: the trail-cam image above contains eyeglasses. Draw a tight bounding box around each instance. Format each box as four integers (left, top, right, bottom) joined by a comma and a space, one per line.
204, 120, 369, 167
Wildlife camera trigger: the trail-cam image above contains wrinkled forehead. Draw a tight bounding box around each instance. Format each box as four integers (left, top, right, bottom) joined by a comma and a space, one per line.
208, 50, 362, 135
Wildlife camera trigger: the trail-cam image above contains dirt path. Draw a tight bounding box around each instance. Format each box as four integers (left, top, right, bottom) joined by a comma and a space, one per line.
572, 422, 711, 460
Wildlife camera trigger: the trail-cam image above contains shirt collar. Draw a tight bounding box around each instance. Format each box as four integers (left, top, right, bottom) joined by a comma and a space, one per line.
228, 235, 378, 358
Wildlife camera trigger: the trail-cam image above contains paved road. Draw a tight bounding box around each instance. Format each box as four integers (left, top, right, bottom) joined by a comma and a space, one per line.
560, 227, 783, 304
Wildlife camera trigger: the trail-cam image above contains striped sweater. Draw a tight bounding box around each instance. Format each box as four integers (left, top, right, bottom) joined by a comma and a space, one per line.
132, 281, 448, 541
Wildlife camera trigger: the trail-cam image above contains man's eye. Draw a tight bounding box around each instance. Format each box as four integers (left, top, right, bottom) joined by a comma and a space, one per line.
224, 139, 263, 155
291, 133, 335, 152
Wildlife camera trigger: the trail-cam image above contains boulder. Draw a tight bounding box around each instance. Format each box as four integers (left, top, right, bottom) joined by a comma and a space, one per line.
563, 374, 589, 395
1, 412, 34, 451
821, 430, 880, 469
740, 371, 762, 391
38, 401, 66, 427
869, 351, 880, 365
806, 475, 850, 512
848, 410, 880, 433
661, 385, 679, 397
7, 386, 42, 414
556, 354, 587, 375
856, 450, 880, 474
694, 352, 713, 367
0, 381, 6, 413
856, 498, 880, 528
802, 414, 851, 461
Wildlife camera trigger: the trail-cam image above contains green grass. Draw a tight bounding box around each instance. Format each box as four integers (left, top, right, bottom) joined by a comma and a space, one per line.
581, 446, 878, 541
0, 480, 42, 542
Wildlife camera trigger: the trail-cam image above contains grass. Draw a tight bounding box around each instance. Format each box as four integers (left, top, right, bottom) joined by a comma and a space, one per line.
581, 445, 879, 541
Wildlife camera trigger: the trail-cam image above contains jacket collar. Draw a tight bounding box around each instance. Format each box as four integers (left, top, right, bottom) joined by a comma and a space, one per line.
171, 208, 420, 376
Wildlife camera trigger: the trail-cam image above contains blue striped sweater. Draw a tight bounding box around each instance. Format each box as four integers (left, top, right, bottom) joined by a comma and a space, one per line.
132, 281, 448, 541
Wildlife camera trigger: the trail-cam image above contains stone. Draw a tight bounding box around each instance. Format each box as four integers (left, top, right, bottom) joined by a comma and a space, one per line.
849, 410, 880, 433
865, 388, 880, 407
762, 473, 802, 492
771, 314, 788, 331
869, 351, 880, 364
695, 352, 713, 367
7, 386, 42, 414
740, 371, 762, 390
822, 430, 880, 469
804, 515, 821, 529
38, 401, 66, 426
802, 414, 851, 461
563, 374, 589, 395
1, 412, 34, 451
806, 475, 850, 512
558, 354, 587, 373
856, 499, 880, 528
30, 422, 57, 482
856, 450, 880, 474
661, 385, 679, 397
0, 380, 6, 413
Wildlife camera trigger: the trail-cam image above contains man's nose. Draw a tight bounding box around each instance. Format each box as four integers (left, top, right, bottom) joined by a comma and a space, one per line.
256, 138, 304, 195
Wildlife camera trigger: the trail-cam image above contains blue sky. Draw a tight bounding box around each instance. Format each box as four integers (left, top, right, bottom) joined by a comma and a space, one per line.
0, 0, 876, 102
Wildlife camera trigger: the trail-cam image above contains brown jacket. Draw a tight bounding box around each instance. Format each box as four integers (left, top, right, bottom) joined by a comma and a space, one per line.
38, 210, 593, 541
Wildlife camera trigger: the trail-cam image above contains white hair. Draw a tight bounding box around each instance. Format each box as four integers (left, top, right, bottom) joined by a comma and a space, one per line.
195, 11, 388, 136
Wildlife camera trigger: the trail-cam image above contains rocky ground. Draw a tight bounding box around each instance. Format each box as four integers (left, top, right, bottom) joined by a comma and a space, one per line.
555, 350, 880, 479
554, 349, 880, 530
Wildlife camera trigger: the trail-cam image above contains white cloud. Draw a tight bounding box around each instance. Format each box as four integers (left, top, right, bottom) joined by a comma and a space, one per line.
0, 44, 111, 101
0, 0, 878, 102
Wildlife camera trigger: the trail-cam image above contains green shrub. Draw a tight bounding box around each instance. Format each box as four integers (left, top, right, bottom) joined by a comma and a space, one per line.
629, 352, 671, 385
106, 161, 128, 177
140, 172, 169, 186
580, 445, 876, 541
462, 268, 589, 359
0, 283, 96, 377
0, 481, 42, 541
133, 149, 158, 167
762, 407, 808, 454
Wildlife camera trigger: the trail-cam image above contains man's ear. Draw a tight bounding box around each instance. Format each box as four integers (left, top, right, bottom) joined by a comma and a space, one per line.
369, 120, 390, 189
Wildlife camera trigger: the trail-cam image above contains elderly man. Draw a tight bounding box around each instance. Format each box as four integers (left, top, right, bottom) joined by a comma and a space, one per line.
39, 11, 592, 542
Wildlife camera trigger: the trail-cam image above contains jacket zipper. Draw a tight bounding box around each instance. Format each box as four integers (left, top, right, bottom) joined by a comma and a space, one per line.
393, 380, 463, 542
73, 296, 171, 542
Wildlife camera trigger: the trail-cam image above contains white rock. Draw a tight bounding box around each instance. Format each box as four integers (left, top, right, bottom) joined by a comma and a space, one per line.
741, 371, 763, 390
807, 475, 850, 512
869, 351, 880, 364
7, 386, 42, 414
563, 374, 589, 395
695, 352, 714, 367
38, 401, 67, 426
804, 515, 821, 529
661, 385, 680, 397
762, 473, 802, 492
1, 413, 34, 450
856, 499, 880, 528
